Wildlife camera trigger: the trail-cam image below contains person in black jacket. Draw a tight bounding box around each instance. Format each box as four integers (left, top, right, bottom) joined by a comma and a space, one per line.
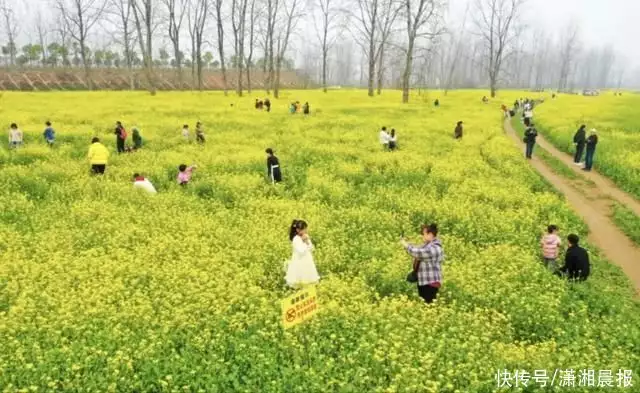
524, 124, 538, 159
584, 129, 598, 171
573, 124, 587, 164
266, 148, 282, 183
558, 234, 590, 281
264, 98, 271, 112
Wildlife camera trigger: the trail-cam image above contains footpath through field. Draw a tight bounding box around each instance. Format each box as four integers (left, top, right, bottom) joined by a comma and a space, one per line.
504, 119, 640, 294
530, 130, 640, 218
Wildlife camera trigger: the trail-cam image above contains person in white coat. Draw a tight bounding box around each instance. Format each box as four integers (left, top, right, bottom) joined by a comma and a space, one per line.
132, 173, 157, 194
379, 127, 390, 150
285, 219, 320, 288
8, 123, 23, 149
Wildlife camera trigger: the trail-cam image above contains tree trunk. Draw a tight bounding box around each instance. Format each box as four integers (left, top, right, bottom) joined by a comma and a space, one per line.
401, 37, 415, 104
322, 48, 327, 93
376, 42, 384, 95
367, 41, 375, 96
80, 40, 93, 90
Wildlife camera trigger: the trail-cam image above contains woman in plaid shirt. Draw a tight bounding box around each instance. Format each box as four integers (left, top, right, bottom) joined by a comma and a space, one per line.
401, 223, 445, 304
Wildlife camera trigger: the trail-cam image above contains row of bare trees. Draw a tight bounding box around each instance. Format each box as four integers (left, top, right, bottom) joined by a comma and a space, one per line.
0, 0, 636, 98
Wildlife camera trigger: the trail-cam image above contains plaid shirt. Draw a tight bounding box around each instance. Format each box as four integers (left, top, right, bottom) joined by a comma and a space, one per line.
405, 238, 445, 286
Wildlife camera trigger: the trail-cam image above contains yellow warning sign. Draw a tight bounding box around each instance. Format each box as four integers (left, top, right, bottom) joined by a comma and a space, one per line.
281, 285, 319, 329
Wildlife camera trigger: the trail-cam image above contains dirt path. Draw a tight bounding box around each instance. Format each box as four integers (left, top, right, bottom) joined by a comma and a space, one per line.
533, 132, 640, 217
504, 119, 640, 294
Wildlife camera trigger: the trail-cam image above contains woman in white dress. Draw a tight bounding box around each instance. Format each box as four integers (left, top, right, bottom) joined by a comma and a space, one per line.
285, 220, 320, 288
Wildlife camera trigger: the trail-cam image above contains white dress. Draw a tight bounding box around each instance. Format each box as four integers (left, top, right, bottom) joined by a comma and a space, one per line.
285, 235, 320, 287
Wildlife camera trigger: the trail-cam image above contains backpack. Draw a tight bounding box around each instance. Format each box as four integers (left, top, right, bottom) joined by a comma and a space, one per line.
120, 127, 128, 140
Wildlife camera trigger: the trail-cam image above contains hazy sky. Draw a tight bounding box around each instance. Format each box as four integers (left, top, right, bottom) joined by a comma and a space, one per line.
450, 0, 640, 66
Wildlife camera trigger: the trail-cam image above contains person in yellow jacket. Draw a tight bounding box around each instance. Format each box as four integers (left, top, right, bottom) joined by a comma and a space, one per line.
87, 137, 110, 175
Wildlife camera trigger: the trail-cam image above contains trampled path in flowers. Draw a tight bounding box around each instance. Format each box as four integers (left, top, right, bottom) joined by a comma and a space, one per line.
504, 118, 640, 294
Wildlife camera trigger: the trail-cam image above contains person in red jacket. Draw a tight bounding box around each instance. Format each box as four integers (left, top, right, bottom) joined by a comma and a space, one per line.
115, 121, 127, 153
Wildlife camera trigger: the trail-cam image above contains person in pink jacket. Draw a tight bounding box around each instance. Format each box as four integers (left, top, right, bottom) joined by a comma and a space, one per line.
541, 225, 562, 271
177, 164, 197, 186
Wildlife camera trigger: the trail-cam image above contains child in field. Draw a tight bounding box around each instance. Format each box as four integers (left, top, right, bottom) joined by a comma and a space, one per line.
195, 122, 205, 144
303, 102, 310, 115
289, 103, 296, 114
285, 219, 320, 288
177, 164, 197, 186
8, 123, 23, 149
264, 98, 271, 112
182, 124, 190, 141
43, 121, 55, 146
454, 121, 463, 139
266, 148, 282, 183
541, 225, 561, 271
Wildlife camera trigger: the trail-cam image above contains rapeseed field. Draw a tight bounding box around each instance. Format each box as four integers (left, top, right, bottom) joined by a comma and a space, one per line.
0, 90, 638, 392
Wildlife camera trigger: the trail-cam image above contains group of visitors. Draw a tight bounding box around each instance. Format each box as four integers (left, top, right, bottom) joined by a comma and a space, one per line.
289, 101, 310, 115
182, 122, 206, 144
541, 225, 591, 281
379, 127, 398, 150
8, 121, 55, 148
255, 98, 272, 112
115, 121, 143, 153
573, 125, 599, 171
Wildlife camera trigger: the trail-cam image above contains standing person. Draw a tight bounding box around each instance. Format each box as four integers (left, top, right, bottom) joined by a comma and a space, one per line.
303, 102, 310, 115
265, 148, 282, 183
454, 121, 463, 139
114, 121, 127, 153
264, 98, 271, 112
514, 100, 520, 110
285, 220, 320, 288
8, 123, 23, 149
434, 99, 440, 107
584, 129, 598, 171
401, 223, 445, 304
255, 99, 261, 109
379, 127, 390, 150
540, 225, 561, 271
523, 107, 533, 126
132, 127, 143, 150
524, 123, 538, 159
195, 122, 205, 144
177, 164, 197, 186
289, 102, 296, 114
43, 121, 55, 147
573, 124, 586, 165
558, 234, 590, 281
132, 173, 157, 194
181, 124, 190, 141
388, 129, 398, 150
87, 137, 109, 175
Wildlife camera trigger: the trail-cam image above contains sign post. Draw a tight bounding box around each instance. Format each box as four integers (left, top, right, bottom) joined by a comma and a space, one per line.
281, 285, 318, 329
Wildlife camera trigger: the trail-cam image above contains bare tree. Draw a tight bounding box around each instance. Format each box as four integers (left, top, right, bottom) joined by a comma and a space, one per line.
187, 0, 209, 90
274, 0, 302, 98
375, 0, 401, 94
313, 0, 343, 92
231, 0, 249, 95
1, 0, 19, 66
163, 0, 187, 86
213, 0, 229, 95
56, 0, 108, 89
400, 0, 444, 103
131, 0, 157, 94
244, 0, 259, 93
557, 21, 579, 91
264, 0, 280, 94
443, 5, 469, 94
108, 0, 137, 88
474, 0, 525, 97
35, 12, 49, 67
351, 0, 379, 96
